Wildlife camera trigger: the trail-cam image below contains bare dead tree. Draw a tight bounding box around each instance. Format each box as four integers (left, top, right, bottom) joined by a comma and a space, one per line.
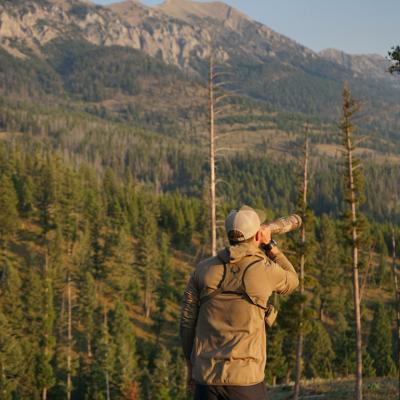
207, 43, 240, 255
341, 85, 363, 400
208, 51, 217, 256
293, 126, 309, 400
103, 306, 111, 400
392, 228, 400, 400
66, 268, 72, 400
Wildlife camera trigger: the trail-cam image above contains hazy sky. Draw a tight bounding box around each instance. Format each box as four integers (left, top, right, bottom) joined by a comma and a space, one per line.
93, 0, 399, 56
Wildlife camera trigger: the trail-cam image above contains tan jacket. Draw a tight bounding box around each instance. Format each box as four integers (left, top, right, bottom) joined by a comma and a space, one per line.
180, 242, 298, 386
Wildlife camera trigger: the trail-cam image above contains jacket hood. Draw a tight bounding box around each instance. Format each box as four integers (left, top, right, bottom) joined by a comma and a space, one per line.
217, 242, 265, 264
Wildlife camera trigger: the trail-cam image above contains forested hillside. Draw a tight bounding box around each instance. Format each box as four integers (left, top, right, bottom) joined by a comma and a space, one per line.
0, 0, 399, 399
0, 136, 398, 399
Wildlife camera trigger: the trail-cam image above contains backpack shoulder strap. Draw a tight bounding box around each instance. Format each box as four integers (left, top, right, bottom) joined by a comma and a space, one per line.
198, 256, 227, 307
241, 258, 268, 311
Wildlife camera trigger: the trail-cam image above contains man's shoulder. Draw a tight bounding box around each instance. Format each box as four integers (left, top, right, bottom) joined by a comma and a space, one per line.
197, 254, 224, 270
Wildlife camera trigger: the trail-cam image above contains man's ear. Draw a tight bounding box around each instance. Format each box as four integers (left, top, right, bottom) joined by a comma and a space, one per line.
254, 230, 261, 242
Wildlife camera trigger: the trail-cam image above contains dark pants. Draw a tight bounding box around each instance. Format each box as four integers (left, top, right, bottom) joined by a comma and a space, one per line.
194, 383, 266, 400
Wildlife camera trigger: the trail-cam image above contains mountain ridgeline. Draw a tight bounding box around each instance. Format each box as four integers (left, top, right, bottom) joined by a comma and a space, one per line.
0, 0, 399, 126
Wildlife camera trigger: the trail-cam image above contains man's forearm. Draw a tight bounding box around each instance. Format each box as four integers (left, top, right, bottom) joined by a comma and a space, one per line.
268, 247, 299, 293
180, 325, 195, 361
269, 248, 296, 273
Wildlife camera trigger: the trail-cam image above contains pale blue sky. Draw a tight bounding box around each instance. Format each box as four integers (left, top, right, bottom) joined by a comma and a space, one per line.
93, 0, 399, 56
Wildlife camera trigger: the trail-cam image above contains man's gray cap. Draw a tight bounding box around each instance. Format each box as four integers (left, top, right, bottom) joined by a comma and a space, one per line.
225, 205, 266, 242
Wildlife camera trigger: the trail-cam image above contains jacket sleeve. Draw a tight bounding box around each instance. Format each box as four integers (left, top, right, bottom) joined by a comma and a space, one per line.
180, 271, 199, 361
268, 249, 299, 295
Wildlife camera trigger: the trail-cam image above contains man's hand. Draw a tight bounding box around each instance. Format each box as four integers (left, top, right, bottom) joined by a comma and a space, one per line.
186, 360, 196, 394
259, 225, 272, 244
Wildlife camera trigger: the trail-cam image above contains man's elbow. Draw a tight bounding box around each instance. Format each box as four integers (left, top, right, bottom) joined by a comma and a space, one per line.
293, 274, 299, 290
281, 274, 299, 295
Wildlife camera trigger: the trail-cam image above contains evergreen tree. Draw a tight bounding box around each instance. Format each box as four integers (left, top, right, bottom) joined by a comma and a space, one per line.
316, 215, 341, 320
36, 256, 56, 400
12, 172, 34, 217
79, 271, 97, 357
170, 347, 188, 400
35, 159, 57, 236
152, 345, 172, 400
265, 327, 287, 385
135, 199, 158, 319
388, 45, 400, 74
340, 85, 365, 399
0, 261, 23, 332
111, 302, 138, 399
368, 303, 397, 376
0, 174, 19, 251
0, 312, 23, 400
154, 233, 173, 336
87, 307, 115, 400
303, 321, 334, 379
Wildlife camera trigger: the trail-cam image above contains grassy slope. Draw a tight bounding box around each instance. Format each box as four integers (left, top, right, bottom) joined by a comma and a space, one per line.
268, 377, 397, 399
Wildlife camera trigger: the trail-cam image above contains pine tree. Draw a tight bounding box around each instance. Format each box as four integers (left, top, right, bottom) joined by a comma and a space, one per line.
265, 327, 287, 386
152, 345, 172, 400
88, 307, 115, 400
35, 160, 57, 236
154, 233, 173, 336
0, 261, 23, 332
36, 253, 56, 400
111, 302, 138, 399
0, 312, 23, 400
135, 199, 158, 319
388, 45, 400, 74
316, 215, 341, 320
303, 321, 334, 379
368, 303, 397, 376
79, 271, 97, 357
340, 85, 365, 400
0, 174, 19, 259
170, 347, 188, 400
294, 125, 311, 400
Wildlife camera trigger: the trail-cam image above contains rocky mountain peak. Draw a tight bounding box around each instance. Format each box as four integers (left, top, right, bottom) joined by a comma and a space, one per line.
157, 0, 248, 28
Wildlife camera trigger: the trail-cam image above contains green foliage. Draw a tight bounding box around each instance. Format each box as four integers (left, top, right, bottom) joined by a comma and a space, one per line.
152, 345, 173, 400
111, 302, 138, 398
388, 46, 400, 74
0, 174, 19, 243
368, 304, 397, 377
304, 321, 335, 379
265, 327, 287, 385
0, 137, 397, 398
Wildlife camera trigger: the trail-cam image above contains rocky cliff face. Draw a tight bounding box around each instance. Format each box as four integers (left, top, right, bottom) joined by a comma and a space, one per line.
319, 48, 396, 84
0, 0, 398, 117
0, 0, 393, 84
0, 0, 317, 69
0, 0, 217, 69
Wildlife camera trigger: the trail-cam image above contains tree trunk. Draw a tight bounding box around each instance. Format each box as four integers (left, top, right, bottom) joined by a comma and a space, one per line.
392, 229, 400, 400
43, 249, 49, 400
67, 270, 72, 400
209, 54, 217, 257
344, 103, 363, 400
104, 308, 111, 400
293, 128, 309, 400
144, 271, 151, 319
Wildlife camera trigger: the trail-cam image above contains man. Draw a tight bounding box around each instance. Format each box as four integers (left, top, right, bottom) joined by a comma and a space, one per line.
180, 205, 299, 400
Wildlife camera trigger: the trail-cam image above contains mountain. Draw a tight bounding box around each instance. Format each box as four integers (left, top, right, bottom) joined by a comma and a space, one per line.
0, 0, 399, 149
319, 48, 398, 85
